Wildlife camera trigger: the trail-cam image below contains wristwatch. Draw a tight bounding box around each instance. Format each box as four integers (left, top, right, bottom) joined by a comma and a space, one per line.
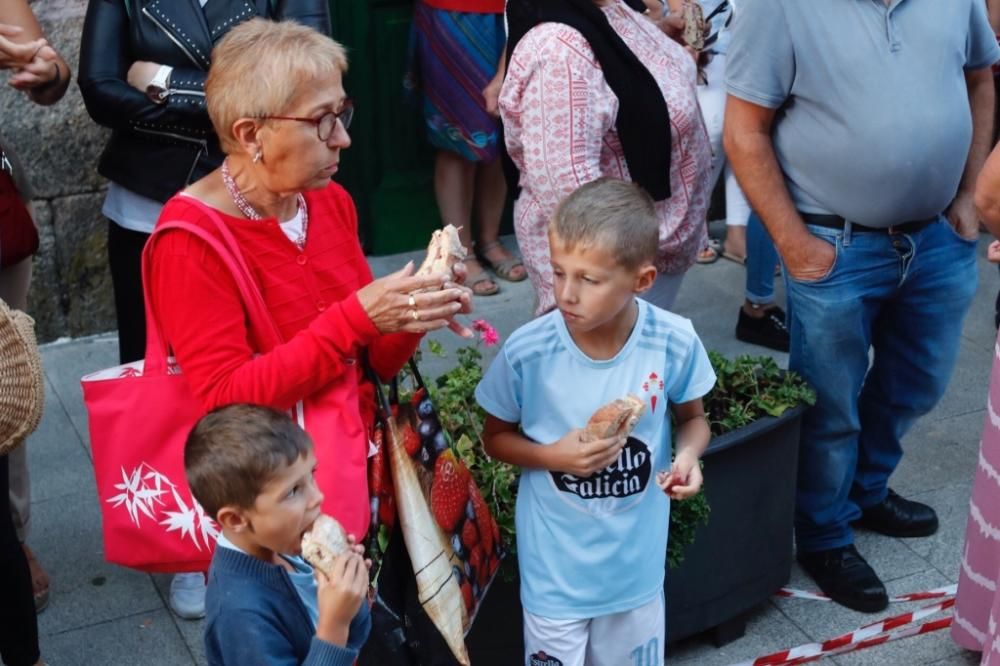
146, 65, 173, 104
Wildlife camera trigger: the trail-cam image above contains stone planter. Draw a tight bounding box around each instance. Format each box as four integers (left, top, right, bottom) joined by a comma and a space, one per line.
665, 405, 806, 646
465, 404, 806, 662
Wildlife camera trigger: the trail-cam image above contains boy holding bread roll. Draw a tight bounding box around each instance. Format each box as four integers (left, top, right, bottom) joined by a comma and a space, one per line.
184, 404, 370, 665
476, 178, 715, 664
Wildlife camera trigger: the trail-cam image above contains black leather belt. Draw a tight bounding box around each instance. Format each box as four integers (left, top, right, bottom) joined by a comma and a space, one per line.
800, 212, 938, 234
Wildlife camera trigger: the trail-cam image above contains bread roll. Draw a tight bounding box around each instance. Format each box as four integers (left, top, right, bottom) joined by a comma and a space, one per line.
414, 225, 466, 290
301, 514, 349, 578
583, 395, 645, 442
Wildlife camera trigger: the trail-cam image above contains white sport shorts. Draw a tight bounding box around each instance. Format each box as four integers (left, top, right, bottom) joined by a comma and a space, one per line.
522, 592, 665, 666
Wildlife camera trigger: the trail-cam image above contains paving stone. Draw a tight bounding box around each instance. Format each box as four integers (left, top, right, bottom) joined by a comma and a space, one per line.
24, 374, 93, 503
891, 411, 983, 499
931, 337, 993, 422
924, 649, 983, 665
845, 530, 938, 585
151, 574, 208, 666
30, 490, 162, 636
667, 602, 811, 666
833, 630, 969, 666
960, 238, 1000, 353
898, 484, 978, 582
41, 334, 118, 454
40, 609, 196, 666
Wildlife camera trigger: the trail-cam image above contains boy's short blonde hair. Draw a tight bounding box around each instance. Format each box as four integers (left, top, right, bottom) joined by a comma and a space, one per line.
550, 178, 659, 269
206, 19, 349, 153
184, 404, 313, 519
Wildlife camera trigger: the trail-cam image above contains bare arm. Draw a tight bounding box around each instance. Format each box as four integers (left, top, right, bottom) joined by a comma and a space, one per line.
988, 0, 1000, 33
672, 399, 710, 465
949, 66, 996, 239
658, 399, 710, 499
482, 415, 625, 477
640, 0, 685, 42
975, 144, 1000, 238
722, 94, 835, 281
0, 0, 70, 105
483, 48, 506, 117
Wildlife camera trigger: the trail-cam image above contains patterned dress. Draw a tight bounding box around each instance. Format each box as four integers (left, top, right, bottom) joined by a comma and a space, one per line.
409, 0, 505, 162
953, 333, 1000, 662
499, 0, 712, 314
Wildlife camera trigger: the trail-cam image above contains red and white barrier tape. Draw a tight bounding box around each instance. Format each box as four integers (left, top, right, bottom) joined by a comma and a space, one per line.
729, 590, 957, 666
779, 616, 953, 666
775, 583, 957, 604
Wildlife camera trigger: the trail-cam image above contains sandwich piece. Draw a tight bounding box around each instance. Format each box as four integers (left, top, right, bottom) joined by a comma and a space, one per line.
583, 395, 646, 442
301, 514, 350, 578
413, 225, 467, 291
681, 0, 707, 51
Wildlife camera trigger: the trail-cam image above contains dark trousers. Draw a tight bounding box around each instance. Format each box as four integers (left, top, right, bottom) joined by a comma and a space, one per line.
107, 220, 151, 364
0, 455, 39, 666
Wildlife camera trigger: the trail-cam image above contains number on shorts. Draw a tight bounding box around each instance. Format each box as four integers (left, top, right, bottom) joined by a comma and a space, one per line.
630, 637, 660, 666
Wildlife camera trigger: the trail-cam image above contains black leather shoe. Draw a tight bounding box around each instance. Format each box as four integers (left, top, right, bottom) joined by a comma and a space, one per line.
735, 305, 790, 352
796, 545, 888, 613
857, 489, 939, 538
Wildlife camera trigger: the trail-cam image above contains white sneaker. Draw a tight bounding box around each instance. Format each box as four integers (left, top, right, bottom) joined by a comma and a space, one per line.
169, 572, 206, 620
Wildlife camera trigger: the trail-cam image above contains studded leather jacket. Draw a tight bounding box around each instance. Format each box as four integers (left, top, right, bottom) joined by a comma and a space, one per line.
79, 0, 330, 203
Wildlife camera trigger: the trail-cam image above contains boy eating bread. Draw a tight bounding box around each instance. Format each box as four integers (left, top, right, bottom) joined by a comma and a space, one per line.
185, 404, 370, 665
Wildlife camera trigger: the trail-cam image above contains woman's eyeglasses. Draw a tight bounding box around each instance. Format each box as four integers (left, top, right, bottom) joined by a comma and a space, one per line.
260, 99, 354, 141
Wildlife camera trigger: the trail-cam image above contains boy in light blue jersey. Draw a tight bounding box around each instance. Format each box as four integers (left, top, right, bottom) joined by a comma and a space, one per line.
476, 178, 715, 666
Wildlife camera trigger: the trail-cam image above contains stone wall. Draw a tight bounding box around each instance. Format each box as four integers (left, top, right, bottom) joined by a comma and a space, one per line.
6, 0, 114, 342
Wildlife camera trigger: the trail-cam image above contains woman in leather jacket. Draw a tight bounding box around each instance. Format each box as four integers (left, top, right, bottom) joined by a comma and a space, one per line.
78, 0, 330, 365
76, 0, 330, 622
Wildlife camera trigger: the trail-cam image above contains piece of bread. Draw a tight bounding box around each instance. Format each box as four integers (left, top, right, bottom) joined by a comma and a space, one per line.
583, 395, 645, 442
301, 514, 349, 578
413, 225, 467, 291
681, 0, 707, 51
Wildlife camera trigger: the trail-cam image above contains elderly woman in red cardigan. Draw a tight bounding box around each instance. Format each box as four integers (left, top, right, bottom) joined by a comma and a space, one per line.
146, 18, 472, 614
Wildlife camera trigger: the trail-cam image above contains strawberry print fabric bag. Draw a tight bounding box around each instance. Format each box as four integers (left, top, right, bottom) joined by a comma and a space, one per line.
360, 361, 503, 666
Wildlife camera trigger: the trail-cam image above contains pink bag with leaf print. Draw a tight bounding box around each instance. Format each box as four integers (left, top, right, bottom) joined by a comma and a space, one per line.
82, 210, 283, 573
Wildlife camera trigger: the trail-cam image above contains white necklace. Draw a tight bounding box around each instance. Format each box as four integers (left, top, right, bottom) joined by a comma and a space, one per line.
221, 158, 309, 250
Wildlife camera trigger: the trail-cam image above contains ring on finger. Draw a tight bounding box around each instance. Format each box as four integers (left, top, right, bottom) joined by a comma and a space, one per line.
410, 309, 420, 321
408, 294, 416, 308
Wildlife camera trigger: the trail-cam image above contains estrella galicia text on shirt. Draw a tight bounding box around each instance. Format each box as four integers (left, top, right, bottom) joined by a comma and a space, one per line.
552, 437, 651, 499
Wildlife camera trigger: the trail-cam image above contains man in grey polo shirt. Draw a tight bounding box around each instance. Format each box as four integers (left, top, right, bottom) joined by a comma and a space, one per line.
724, 0, 1000, 613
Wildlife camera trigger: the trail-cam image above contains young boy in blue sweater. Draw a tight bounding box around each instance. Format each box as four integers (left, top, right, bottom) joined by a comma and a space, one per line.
476, 178, 716, 665
185, 404, 371, 666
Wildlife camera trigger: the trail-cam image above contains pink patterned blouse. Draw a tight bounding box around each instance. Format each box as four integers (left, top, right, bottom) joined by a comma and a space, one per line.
499, 0, 712, 314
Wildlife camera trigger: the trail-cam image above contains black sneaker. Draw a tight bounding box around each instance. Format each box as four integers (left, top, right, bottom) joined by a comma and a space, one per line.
735, 306, 790, 352
797, 545, 888, 613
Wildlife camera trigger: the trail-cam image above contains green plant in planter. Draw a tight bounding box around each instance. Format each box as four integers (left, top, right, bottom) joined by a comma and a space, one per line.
666, 352, 817, 568
419, 335, 815, 571
703, 352, 817, 436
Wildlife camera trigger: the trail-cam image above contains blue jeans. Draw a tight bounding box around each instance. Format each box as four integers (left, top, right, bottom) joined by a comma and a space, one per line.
785, 218, 978, 553
745, 212, 780, 305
